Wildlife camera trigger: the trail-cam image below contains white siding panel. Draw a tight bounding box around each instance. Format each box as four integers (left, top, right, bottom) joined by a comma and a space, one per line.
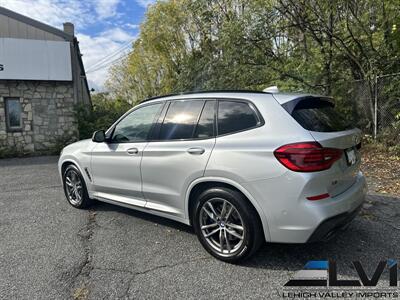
17, 21, 28, 39
34, 27, 46, 40
8, 18, 19, 37
26, 25, 37, 40
0, 14, 63, 40
0, 38, 72, 81
0, 15, 10, 36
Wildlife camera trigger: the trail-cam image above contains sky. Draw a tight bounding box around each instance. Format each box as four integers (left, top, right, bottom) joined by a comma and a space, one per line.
0, 0, 155, 91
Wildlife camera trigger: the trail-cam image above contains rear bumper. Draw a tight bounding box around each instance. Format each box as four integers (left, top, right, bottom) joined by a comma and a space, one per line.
307, 203, 362, 242
243, 171, 367, 243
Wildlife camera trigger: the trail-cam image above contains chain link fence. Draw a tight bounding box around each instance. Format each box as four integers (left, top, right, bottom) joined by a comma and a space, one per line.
375, 73, 400, 139
340, 73, 400, 142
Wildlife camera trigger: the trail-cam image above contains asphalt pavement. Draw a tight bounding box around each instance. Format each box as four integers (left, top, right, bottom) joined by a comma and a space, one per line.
0, 156, 399, 299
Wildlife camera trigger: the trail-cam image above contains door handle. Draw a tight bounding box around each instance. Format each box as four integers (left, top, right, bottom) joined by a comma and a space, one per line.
126, 148, 139, 155
187, 147, 205, 155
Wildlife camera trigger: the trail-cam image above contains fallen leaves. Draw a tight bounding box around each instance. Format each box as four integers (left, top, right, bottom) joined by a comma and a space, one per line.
361, 146, 400, 196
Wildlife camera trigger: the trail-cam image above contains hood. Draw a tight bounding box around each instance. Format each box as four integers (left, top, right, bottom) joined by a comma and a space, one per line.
61, 138, 92, 155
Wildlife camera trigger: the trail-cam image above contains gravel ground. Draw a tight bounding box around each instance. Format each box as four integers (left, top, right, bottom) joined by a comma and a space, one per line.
0, 156, 399, 299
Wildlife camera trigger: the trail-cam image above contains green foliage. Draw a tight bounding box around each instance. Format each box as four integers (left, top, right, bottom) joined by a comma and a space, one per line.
49, 133, 78, 155
376, 112, 400, 150
107, 0, 400, 99
75, 93, 131, 139
104, 0, 399, 146
0, 147, 24, 159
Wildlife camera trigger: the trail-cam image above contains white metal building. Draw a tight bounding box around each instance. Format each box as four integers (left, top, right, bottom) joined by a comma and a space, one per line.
0, 6, 91, 155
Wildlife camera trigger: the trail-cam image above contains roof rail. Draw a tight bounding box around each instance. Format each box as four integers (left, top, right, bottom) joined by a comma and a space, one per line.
142, 89, 271, 102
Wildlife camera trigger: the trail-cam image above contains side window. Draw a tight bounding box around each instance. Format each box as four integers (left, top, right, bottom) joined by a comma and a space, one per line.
111, 103, 163, 143
217, 100, 259, 135
5, 98, 22, 131
159, 100, 204, 140
194, 100, 215, 138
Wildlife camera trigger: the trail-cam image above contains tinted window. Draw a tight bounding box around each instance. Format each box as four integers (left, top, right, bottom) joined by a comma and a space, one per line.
218, 101, 259, 135
159, 100, 204, 140
6, 98, 22, 130
112, 103, 163, 142
194, 100, 215, 138
290, 99, 352, 132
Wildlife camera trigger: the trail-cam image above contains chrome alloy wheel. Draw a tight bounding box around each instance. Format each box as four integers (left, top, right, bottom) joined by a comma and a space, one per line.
65, 169, 83, 206
199, 198, 245, 256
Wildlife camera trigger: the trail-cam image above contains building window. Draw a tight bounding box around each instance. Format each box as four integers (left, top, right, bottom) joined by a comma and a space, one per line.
5, 98, 22, 131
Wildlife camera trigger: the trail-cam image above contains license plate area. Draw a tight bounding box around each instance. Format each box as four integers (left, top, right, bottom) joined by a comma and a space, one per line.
345, 147, 357, 166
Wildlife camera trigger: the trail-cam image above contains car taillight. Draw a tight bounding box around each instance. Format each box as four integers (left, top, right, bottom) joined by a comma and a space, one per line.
274, 142, 342, 172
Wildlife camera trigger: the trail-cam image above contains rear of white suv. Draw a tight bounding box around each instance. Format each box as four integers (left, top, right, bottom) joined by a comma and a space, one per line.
58, 91, 366, 262
235, 94, 366, 245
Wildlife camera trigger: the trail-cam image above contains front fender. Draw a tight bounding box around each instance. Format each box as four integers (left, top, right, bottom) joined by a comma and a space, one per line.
58, 155, 93, 194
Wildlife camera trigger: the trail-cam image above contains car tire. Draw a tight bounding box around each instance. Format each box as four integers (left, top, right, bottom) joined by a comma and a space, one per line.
192, 187, 263, 263
62, 164, 92, 209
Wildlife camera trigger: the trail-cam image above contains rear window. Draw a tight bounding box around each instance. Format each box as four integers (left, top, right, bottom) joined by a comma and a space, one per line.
218, 101, 259, 135
288, 98, 352, 132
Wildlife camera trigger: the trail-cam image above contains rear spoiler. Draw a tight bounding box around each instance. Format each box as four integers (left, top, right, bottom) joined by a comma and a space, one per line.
281, 96, 334, 114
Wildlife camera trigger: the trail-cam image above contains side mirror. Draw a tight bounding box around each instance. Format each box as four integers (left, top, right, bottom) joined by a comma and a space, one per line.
92, 130, 106, 143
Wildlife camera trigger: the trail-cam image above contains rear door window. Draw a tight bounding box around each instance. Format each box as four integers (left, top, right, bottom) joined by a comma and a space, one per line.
159, 100, 204, 140
194, 100, 215, 138
287, 98, 352, 132
217, 100, 259, 135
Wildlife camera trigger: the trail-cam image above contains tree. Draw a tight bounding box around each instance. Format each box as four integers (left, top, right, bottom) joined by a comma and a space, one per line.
75, 92, 131, 138
106, 0, 400, 107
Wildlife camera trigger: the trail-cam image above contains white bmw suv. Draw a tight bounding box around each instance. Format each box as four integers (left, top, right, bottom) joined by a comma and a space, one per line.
59, 91, 366, 262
